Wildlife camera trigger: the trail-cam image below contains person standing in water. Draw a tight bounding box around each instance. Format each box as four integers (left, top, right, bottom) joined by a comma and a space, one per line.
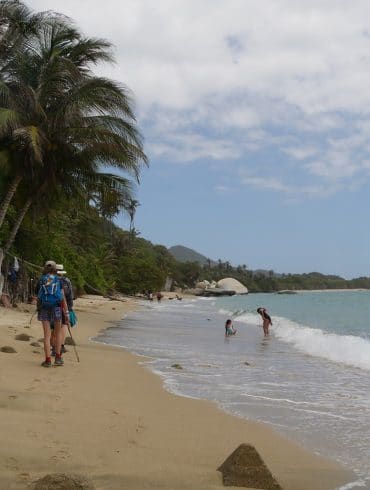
225, 319, 237, 336
257, 307, 272, 336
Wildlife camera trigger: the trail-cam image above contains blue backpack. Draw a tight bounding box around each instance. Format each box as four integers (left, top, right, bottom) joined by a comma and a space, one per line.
38, 274, 63, 309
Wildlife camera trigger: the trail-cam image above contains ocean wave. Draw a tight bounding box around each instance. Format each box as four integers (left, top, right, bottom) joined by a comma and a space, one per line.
272, 316, 370, 371
228, 311, 370, 371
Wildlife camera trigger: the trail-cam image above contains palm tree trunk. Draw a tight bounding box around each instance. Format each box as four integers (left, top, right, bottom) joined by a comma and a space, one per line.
3, 196, 32, 253
0, 247, 4, 299
0, 173, 23, 229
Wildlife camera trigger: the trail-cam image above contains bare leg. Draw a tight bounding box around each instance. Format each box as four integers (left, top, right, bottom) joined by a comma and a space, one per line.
263, 319, 270, 336
61, 325, 68, 346
53, 320, 62, 355
42, 321, 51, 358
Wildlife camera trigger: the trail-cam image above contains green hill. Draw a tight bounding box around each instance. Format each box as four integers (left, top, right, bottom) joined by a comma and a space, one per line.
169, 245, 214, 266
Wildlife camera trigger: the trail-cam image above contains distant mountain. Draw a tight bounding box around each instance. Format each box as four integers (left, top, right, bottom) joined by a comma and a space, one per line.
169, 245, 213, 266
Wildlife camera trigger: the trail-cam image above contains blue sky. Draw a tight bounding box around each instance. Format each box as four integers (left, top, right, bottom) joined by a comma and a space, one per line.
30, 0, 370, 278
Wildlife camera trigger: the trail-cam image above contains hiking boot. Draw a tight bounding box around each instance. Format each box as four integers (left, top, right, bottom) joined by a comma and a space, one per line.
41, 360, 52, 368
54, 357, 64, 366
61, 344, 67, 354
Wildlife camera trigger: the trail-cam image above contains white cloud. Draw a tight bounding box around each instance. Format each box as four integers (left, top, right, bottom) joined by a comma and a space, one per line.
29, 0, 370, 196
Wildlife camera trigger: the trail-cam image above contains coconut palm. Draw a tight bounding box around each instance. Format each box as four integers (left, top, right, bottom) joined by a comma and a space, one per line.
0, 4, 147, 292
127, 199, 140, 233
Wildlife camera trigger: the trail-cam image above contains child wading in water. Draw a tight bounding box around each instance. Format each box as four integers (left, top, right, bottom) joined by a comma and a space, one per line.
225, 319, 237, 336
257, 307, 272, 336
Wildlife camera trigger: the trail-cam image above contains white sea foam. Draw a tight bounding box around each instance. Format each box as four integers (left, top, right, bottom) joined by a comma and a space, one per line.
232, 311, 370, 371
274, 316, 370, 371
337, 478, 368, 489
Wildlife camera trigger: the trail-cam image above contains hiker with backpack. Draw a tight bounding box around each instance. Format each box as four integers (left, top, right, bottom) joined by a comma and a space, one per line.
36, 260, 70, 367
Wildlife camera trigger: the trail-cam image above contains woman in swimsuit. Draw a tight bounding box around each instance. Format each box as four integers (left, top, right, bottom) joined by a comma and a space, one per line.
257, 307, 272, 336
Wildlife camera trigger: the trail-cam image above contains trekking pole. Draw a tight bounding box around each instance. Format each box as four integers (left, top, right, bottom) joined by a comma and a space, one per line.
67, 325, 80, 362
29, 310, 36, 326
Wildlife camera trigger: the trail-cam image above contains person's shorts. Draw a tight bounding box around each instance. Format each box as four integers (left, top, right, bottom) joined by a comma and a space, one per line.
38, 306, 62, 323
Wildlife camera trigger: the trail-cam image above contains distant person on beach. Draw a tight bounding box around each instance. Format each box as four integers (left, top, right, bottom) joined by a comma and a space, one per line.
257, 307, 272, 336
225, 319, 237, 336
36, 261, 69, 367
156, 292, 163, 302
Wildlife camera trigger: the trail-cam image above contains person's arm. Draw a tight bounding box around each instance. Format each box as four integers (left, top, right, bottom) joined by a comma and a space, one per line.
61, 290, 70, 325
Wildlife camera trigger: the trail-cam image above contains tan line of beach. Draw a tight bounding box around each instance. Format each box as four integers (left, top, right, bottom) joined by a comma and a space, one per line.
0, 296, 353, 489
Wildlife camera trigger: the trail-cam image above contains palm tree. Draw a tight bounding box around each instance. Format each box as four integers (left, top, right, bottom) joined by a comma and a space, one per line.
0, 0, 45, 227
127, 199, 140, 233
0, 4, 147, 293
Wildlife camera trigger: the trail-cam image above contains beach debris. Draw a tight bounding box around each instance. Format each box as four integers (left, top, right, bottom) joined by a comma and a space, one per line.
15, 333, 32, 341
171, 363, 183, 370
217, 443, 282, 489
0, 346, 17, 353
244, 362, 251, 366
31, 342, 41, 347
31, 473, 94, 489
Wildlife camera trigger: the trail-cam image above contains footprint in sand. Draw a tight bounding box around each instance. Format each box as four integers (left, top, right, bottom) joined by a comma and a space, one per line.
27, 430, 38, 439
49, 449, 70, 464
16, 472, 30, 481
26, 378, 43, 392
5, 457, 19, 471
8, 395, 17, 400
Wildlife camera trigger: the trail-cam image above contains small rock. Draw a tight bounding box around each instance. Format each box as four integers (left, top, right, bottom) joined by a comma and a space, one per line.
171, 363, 183, 370
31, 342, 41, 347
244, 362, 251, 366
1, 346, 17, 353
31, 473, 94, 489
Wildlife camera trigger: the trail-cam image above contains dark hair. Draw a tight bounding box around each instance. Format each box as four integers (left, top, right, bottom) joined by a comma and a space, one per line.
225, 319, 232, 325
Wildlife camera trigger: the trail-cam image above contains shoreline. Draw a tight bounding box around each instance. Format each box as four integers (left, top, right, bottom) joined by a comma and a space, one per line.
0, 295, 354, 489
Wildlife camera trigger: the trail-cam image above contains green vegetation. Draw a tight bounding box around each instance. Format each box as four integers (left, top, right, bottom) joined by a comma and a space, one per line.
0, 1, 146, 297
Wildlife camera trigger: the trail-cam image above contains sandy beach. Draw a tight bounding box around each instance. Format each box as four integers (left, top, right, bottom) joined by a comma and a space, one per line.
0, 295, 353, 490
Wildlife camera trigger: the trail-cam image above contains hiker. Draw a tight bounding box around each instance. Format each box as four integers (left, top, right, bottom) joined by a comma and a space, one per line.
36, 260, 69, 367
257, 307, 272, 336
50, 264, 74, 356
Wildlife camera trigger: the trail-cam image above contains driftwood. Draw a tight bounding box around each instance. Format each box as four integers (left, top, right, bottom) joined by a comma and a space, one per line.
84, 283, 126, 302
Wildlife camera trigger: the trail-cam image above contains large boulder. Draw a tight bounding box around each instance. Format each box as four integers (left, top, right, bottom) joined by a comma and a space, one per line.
217, 278, 248, 294
217, 443, 282, 488
195, 280, 210, 289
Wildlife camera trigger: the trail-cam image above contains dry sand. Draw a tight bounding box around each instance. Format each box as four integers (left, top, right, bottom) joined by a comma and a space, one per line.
0, 295, 354, 489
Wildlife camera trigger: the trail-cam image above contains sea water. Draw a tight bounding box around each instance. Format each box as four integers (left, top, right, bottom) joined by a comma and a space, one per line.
95, 291, 370, 489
